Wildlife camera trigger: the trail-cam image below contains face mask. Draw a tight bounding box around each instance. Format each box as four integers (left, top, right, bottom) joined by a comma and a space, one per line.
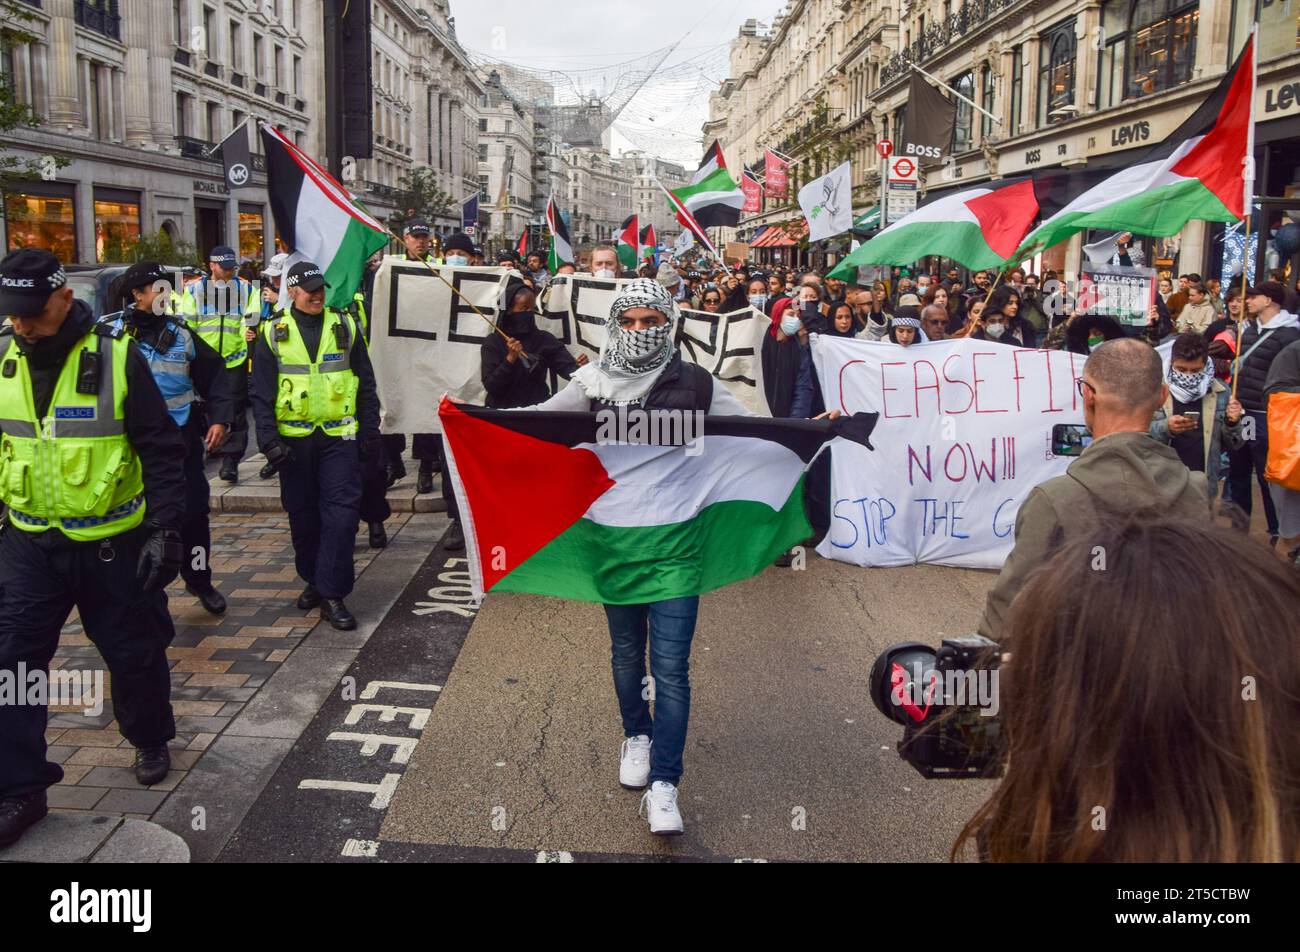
780, 315, 802, 336
445, 255, 468, 267
985, 322, 1005, 339
1087, 336, 1104, 352
1168, 365, 1213, 403
595, 268, 616, 279
749, 294, 767, 309
615, 323, 672, 368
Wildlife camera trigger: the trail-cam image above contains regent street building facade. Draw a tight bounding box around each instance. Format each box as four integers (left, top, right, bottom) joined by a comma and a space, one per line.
710, 0, 1300, 280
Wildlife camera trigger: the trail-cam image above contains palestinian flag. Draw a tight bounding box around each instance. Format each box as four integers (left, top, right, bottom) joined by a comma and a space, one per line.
826, 169, 1106, 280
639, 224, 657, 265
616, 214, 639, 270
261, 124, 388, 308
545, 196, 572, 273
659, 179, 722, 260
1015, 35, 1255, 260
670, 140, 744, 229
439, 398, 878, 604
516, 228, 529, 260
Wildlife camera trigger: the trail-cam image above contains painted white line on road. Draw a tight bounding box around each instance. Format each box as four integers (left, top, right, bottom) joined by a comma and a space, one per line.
734, 858, 769, 863
360, 680, 443, 699
326, 732, 421, 764
536, 850, 575, 863
342, 839, 380, 858
299, 773, 402, 809
344, 703, 431, 730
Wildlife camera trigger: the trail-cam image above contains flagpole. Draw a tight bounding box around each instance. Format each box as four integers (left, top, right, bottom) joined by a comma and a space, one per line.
1232, 24, 1259, 401
654, 175, 728, 271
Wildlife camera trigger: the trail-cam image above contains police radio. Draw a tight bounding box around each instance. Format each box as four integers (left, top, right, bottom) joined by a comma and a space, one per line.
332, 322, 348, 350
76, 341, 103, 395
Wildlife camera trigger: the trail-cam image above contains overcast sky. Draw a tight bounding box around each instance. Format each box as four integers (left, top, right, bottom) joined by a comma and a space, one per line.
449, 0, 786, 164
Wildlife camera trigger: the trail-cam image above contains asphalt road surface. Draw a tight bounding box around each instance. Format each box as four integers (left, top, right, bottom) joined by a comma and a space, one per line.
377, 551, 999, 862
221, 525, 1000, 863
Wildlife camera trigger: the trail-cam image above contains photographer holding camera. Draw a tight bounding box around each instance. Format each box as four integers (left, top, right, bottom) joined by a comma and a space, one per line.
954, 516, 1299, 861
977, 339, 1207, 642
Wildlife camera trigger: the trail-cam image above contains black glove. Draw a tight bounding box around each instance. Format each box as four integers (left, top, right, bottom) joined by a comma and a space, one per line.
263, 438, 294, 475
360, 435, 383, 461
136, 524, 183, 595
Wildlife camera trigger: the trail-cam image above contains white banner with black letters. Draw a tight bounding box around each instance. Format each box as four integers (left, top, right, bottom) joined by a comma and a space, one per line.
369, 265, 769, 433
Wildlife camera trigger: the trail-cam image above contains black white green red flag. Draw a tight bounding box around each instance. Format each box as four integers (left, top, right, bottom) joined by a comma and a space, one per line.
439, 398, 878, 604
1014, 33, 1256, 259
260, 123, 388, 308
616, 215, 639, 270
545, 196, 572, 273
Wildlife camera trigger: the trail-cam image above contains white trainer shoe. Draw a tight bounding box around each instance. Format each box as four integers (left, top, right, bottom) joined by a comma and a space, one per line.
639, 781, 684, 835
619, 734, 652, 790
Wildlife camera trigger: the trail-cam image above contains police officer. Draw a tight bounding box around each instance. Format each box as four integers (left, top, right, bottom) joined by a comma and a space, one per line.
102, 262, 235, 615
179, 245, 259, 484
0, 249, 187, 849
395, 219, 436, 264
249, 262, 381, 631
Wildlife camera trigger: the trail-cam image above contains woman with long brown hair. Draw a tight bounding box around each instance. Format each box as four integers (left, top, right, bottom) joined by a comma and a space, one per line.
955, 515, 1300, 862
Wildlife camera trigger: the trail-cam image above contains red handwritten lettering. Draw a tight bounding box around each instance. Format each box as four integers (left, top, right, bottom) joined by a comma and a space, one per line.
941, 353, 974, 414
880, 361, 910, 418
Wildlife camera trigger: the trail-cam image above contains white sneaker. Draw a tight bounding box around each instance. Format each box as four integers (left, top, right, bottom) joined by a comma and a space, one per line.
639, 781, 684, 835
619, 734, 652, 790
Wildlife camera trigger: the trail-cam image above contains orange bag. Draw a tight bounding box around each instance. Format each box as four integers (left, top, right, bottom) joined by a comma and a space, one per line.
1264, 390, 1300, 491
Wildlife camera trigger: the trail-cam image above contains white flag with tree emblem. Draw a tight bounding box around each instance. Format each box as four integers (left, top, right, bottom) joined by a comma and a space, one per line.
797, 161, 852, 242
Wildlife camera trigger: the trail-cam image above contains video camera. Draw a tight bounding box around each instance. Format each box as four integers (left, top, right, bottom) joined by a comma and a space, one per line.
869, 635, 1005, 779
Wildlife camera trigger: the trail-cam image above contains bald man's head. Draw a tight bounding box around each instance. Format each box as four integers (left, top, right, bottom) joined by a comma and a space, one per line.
1082, 338, 1165, 422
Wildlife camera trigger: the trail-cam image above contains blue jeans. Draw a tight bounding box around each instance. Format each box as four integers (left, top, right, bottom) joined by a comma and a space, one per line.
604, 596, 699, 786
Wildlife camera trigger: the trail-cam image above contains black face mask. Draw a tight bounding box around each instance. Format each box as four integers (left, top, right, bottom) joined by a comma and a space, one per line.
501, 310, 536, 338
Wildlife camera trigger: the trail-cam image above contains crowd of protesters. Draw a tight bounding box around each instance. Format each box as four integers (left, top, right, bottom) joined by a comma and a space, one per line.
589, 252, 1299, 567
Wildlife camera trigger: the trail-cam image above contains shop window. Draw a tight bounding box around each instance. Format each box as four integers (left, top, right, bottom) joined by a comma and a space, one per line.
951, 73, 974, 154
1038, 20, 1077, 126
94, 189, 141, 263
1126, 0, 1198, 100
238, 204, 264, 261
1255, 0, 1300, 61
5, 184, 76, 261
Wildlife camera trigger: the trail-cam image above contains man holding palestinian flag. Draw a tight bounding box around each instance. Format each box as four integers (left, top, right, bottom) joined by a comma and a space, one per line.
440, 279, 873, 836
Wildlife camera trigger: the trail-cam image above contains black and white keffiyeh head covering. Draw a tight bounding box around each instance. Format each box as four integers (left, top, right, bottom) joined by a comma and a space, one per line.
573, 278, 678, 405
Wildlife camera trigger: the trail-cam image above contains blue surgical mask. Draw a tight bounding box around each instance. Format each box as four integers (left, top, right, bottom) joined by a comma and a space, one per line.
445, 255, 468, 267
780, 314, 802, 335
748, 294, 768, 309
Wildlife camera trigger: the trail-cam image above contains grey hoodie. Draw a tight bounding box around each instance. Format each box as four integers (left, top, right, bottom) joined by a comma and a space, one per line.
978, 430, 1208, 642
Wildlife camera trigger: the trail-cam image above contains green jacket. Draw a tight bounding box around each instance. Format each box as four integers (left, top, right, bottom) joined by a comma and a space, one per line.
978, 431, 1208, 643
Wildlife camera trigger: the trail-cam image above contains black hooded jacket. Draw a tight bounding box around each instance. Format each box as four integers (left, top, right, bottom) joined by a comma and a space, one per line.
481, 278, 580, 408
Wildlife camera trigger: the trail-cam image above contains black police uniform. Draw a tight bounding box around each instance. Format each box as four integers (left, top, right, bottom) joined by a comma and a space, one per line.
249, 306, 381, 599
105, 304, 234, 594
0, 301, 187, 799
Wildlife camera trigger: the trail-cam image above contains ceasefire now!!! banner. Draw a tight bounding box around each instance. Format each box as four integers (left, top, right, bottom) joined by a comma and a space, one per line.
811, 335, 1086, 569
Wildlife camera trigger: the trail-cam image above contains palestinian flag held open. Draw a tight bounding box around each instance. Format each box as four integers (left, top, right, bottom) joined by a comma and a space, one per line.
439, 398, 878, 604
670, 140, 744, 229
545, 196, 572, 273
826, 169, 1107, 280
516, 228, 529, 260
1015, 33, 1255, 260
616, 214, 639, 270
260, 123, 388, 308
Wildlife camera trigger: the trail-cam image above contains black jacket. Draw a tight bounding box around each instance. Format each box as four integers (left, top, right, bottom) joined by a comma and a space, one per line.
1, 299, 187, 531
1236, 318, 1300, 413
481, 328, 579, 409
249, 305, 382, 449
113, 306, 235, 427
